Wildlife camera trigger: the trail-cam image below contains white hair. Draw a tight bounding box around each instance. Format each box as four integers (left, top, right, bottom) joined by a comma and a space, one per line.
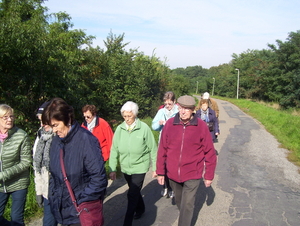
120, 101, 139, 116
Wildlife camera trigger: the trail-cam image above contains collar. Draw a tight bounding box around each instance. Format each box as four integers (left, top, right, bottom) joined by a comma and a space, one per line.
173, 112, 198, 126
61, 121, 80, 143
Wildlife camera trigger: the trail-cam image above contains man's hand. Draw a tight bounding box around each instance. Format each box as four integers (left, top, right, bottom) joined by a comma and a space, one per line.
36, 195, 43, 208
204, 179, 213, 187
157, 175, 165, 185
109, 172, 116, 180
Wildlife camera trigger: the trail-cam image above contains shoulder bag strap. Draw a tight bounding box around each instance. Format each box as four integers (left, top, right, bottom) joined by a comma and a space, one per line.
60, 149, 79, 211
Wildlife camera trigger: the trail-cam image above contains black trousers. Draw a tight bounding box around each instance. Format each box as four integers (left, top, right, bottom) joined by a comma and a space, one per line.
123, 173, 146, 226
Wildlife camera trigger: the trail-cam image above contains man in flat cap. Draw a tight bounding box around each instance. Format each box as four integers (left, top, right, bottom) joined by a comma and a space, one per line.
156, 95, 217, 226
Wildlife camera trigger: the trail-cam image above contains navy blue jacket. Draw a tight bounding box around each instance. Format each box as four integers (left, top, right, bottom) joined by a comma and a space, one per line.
195, 108, 220, 141
49, 121, 107, 225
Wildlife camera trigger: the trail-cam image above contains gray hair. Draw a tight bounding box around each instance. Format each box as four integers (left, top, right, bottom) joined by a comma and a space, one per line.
120, 101, 139, 116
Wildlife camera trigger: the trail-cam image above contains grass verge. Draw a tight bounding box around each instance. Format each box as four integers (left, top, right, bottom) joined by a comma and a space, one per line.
215, 96, 300, 167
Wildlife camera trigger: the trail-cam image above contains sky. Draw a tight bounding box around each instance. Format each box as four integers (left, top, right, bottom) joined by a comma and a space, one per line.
43, 0, 300, 69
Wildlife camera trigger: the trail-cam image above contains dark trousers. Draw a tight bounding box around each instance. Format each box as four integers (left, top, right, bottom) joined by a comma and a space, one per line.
169, 179, 201, 226
0, 188, 27, 226
123, 173, 146, 226
43, 198, 57, 226
163, 174, 172, 191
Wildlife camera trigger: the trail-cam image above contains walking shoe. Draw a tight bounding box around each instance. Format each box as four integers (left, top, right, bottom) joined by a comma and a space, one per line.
161, 188, 168, 197
167, 191, 174, 198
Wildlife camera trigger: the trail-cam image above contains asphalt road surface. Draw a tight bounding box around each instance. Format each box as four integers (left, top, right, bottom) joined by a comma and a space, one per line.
28, 98, 300, 226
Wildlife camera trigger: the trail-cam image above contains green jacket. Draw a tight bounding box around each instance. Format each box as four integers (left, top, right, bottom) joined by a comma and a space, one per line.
0, 126, 31, 193
109, 119, 157, 175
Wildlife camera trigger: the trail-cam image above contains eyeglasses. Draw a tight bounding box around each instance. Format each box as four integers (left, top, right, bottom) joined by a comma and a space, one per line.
0, 115, 15, 120
84, 115, 93, 119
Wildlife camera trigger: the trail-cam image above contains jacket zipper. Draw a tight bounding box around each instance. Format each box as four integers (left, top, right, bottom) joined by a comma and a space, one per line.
0, 142, 6, 192
178, 125, 186, 182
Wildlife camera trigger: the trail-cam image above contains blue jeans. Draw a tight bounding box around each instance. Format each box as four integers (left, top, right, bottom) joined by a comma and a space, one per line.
0, 188, 28, 226
43, 198, 57, 226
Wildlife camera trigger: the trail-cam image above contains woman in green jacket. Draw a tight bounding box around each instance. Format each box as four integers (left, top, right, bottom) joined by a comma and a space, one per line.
0, 104, 31, 226
109, 101, 157, 226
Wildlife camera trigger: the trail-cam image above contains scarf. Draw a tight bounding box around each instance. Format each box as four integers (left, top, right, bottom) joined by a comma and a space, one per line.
200, 109, 209, 122
33, 127, 54, 173
164, 105, 176, 120
0, 132, 8, 143
87, 116, 96, 132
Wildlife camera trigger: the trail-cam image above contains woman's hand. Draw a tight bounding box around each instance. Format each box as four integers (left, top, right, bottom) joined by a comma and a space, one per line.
109, 172, 116, 180
159, 120, 165, 125
152, 171, 157, 178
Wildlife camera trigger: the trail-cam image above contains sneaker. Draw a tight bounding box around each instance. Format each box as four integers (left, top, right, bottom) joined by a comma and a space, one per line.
167, 191, 174, 198
161, 188, 168, 197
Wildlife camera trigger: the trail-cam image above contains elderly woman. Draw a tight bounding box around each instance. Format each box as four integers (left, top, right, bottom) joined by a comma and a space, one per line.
81, 104, 114, 162
195, 99, 220, 142
42, 98, 107, 226
109, 101, 157, 226
152, 91, 178, 198
0, 104, 31, 226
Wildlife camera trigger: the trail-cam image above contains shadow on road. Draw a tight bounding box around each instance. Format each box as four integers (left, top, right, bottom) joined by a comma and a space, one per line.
104, 176, 176, 226
191, 179, 216, 226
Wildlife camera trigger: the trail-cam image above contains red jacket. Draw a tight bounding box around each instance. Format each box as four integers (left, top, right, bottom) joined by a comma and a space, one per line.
82, 117, 114, 161
156, 113, 217, 182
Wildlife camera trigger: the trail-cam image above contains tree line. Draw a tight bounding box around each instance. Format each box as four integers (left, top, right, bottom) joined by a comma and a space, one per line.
1, 0, 299, 139
0, 0, 189, 137
172, 32, 300, 110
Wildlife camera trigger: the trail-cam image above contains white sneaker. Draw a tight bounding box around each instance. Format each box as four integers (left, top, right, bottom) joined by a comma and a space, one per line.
161, 188, 168, 197
168, 191, 174, 198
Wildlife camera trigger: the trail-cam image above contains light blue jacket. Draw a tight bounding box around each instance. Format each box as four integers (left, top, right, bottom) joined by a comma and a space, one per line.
152, 105, 179, 132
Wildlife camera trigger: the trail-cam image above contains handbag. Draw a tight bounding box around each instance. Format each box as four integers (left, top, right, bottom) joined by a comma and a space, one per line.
206, 121, 214, 131
60, 149, 104, 226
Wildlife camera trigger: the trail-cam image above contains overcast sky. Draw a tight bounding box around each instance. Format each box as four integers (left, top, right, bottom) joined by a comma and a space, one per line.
43, 0, 300, 69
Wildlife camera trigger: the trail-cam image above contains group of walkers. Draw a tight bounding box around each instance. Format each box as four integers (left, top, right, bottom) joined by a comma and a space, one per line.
0, 91, 219, 226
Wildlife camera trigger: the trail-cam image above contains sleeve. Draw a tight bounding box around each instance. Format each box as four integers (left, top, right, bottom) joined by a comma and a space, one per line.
152, 109, 164, 131
0, 132, 31, 181
33, 135, 42, 194
144, 124, 158, 171
108, 126, 120, 173
210, 109, 219, 133
203, 127, 217, 180
79, 135, 108, 203
100, 119, 114, 161
156, 121, 169, 175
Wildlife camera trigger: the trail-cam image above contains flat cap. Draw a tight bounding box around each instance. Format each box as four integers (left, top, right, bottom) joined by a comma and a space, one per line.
177, 95, 196, 108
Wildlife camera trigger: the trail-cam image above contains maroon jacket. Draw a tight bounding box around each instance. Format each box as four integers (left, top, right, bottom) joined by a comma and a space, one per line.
156, 113, 217, 182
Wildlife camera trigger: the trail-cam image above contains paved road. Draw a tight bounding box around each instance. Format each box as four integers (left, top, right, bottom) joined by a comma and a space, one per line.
28, 98, 300, 226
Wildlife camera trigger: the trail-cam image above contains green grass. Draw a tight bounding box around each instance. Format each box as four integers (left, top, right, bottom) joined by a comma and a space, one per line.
216, 96, 300, 167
